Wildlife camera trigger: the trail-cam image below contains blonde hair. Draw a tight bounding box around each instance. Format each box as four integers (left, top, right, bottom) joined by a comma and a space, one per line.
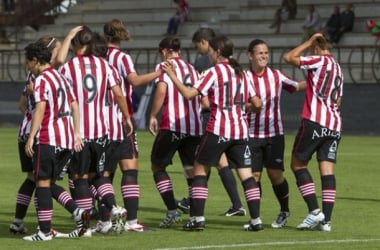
104, 19, 131, 43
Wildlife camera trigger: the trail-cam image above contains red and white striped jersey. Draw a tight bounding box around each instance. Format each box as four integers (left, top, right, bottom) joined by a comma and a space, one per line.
107, 47, 135, 118
18, 72, 35, 137
300, 54, 343, 131
106, 65, 125, 141
155, 57, 202, 136
33, 67, 76, 149
59, 55, 120, 139
195, 62, 255, 139
246, 67, 298, 138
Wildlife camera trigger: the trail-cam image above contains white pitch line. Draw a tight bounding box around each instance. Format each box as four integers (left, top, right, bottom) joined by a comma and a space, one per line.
154, 238, 380, 250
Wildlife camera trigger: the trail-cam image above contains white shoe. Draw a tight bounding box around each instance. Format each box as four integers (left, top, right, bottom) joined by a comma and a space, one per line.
124, 222, 145, 232
91, 220, 112, 234
111, 206, 127, 234
23, 229, 53, 241
297, 210, 325, 230
317, 221, 331, 232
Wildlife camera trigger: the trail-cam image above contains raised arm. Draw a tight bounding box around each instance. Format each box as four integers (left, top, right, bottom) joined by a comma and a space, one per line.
283, 33, 324, 66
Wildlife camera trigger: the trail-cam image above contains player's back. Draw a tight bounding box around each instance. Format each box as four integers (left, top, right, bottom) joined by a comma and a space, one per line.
60, 55, 116, 139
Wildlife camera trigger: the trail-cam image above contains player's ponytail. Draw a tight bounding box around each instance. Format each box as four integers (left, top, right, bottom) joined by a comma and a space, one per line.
209, 35, 243, 77
104, 19, 131, 43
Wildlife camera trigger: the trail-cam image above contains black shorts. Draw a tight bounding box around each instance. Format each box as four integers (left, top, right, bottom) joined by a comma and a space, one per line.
151, 130, 200, 168
249, 135, 285, 172
292, 119, 341, 163
18, 136, 33, 172
196, 132, 252, 169
33, 144, 72, 181
104, 140, 121, 174
105, 132, 139, 173
69, 136, 108, 176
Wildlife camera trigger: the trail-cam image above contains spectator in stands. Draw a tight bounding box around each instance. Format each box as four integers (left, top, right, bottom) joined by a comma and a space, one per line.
331, 3, 355, 44
3, 0, 15, 14
301, 4, 322, 42
269, 0, 297, 34
166, 0, 191, 35
323, 6, 341, 43
366, 19, 380, 46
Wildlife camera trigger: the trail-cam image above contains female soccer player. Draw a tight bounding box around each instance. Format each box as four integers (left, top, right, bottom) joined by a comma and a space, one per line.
103, 19, 162, 232
245, 38, 305, 229
150, 36, 202, 228
284, 32, 343, 232
163, 35, 263, 231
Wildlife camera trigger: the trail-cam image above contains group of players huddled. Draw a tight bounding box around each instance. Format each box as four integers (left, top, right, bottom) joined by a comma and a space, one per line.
9, 19, 343, 241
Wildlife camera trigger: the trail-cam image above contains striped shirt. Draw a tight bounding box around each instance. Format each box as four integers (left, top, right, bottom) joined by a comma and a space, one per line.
195, 62, 255, 139
107, 47, 135, 118
246, 67, 298, 138
18, 72, 35, 137
300, 54, 343, 131
60, 55, 120, 139
33, 67, 76, 149
155, 57, 202, 136
106, 65, 125, 141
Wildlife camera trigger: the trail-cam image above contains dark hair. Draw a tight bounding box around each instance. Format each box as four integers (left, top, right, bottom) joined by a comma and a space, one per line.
24, 42, 51, 64
247, 39, 267, 52
104, 19, 131, 43
313, 33, 332, 51
92, 32, 108, 58
209, 35, 243, 77
192, 27, 215, 43
35, 36, 58, 52
158, 36, 181, 53
71, 25, 93, 55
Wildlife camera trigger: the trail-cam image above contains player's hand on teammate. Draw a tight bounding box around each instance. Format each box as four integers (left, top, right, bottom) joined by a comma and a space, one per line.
162, 60, 176, 77
67, 26, 83, 40
26, 80, 34, 95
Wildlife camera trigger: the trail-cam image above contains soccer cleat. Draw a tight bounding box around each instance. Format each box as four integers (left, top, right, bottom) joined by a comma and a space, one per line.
177, 197, 190, 214
297, 210, 325, 230
271, 211, 290, 228
72, 208, 90, 236
183, 218, 205, 231
159, 210, 181, 228
222, 206, 247, 216
317, 221, 332, 232
10, 222, 27, 234
91, 220, 113, 235
244, 218, 264, 232
111, 206, 127, 234
23, 229, 53, 241
124, 222, 147, 232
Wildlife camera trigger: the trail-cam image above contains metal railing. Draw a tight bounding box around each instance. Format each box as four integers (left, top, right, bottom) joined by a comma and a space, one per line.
1, 45, 379, 84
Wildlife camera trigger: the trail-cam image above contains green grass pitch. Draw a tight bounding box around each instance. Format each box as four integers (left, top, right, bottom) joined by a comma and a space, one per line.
1, 127, 379, 249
